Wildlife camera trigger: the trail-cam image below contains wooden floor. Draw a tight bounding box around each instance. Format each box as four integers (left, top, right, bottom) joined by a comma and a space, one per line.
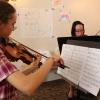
17, 79, 100, 100
17, 79, 68, 100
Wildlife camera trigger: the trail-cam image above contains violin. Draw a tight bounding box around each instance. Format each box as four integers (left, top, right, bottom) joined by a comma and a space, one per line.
1, 37, 69, 69
1, 38, 37, 64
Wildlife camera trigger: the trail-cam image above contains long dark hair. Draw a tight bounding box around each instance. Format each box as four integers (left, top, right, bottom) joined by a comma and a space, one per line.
0, 1, 16, 23
71, 21, 84, 36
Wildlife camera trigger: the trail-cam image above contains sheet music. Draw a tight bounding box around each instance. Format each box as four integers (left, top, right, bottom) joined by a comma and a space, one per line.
79, 48, 100, 96
57, 44, 100, 96
57, 44, 88, 84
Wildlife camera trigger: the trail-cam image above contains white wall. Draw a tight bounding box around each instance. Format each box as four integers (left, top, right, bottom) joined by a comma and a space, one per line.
9, 0, 100, 52
53, 0, 100, 36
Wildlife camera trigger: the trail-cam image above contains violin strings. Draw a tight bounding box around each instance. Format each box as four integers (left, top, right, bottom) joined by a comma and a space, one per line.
9, 37, 69, 69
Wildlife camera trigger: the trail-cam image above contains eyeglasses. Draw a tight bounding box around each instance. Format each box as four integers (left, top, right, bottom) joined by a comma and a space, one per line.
75, 30, 84, 32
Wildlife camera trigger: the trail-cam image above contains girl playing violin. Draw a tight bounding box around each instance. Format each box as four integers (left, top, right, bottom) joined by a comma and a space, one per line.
0, 1, 63, 100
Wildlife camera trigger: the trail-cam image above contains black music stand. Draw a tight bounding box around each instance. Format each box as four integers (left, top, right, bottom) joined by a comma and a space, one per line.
57, 36, 100, 100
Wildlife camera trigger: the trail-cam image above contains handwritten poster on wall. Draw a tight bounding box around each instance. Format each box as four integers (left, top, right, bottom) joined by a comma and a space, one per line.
15, 8, 53, 38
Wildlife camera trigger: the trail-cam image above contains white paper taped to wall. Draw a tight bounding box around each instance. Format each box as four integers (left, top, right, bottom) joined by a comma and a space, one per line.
15, 8, 53, 38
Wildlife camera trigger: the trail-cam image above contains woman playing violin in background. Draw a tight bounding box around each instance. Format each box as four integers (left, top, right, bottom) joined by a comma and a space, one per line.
0, 1, 63, 100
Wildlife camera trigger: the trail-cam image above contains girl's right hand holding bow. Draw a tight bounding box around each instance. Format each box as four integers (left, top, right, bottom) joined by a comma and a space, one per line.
49, 53, 64, 67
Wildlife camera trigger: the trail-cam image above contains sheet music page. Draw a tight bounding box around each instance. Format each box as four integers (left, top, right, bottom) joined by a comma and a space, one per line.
57, 44, 73, 82
57, 44, 100, 96
57, 44, 88, 84
79, 48, 100, 96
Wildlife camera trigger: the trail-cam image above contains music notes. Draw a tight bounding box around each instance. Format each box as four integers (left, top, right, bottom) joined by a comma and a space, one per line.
57, 44, 100, 96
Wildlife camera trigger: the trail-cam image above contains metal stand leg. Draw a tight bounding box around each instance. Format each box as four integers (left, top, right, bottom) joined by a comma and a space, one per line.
77, 89, 81, 100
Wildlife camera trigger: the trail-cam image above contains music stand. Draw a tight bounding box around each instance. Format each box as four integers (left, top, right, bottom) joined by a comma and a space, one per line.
57, 36, 100, 100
